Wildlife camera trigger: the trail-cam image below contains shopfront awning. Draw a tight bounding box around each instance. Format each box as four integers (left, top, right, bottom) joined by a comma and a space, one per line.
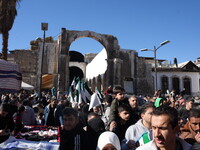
21, 81, 34, 90
0, 59, 22, 93
42, 74, 53, 89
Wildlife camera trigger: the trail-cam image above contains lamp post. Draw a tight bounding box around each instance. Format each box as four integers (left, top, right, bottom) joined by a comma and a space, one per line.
140, 40, 170, 91
39, 23, 48, 98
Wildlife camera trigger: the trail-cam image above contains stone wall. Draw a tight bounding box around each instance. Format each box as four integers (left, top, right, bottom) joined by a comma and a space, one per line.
136, 57, 154, 96
119, 50, 132, 79
11, 50, 38, 88
10, 36, 58, 90
84, 53, 97, 63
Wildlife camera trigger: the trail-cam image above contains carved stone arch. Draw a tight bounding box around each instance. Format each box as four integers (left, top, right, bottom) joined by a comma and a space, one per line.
66, 30, 120, 58
58, 28, 121, 93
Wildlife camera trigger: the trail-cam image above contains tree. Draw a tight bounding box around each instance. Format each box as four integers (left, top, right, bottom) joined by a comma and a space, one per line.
0, 0, 21, 60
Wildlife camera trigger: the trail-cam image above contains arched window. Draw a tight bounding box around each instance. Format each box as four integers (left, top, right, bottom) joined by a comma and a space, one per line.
161, 76, 168, 93
183, 77, 191, 95
172, 77, 180, 94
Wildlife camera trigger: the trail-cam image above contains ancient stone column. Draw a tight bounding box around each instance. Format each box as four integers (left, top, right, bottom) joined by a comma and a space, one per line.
105, 58, 114, 88
57, 28, 70, 94
113, 58, 123, 86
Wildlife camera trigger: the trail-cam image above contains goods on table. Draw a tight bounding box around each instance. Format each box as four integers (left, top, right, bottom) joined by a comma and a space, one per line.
16, 125, 59, 142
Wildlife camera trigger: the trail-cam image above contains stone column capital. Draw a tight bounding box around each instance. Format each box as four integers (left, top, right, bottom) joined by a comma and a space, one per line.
113, 58, 123, 64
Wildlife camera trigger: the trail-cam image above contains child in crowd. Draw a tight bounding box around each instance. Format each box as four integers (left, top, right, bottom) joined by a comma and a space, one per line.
109, 86, 129, 134
101, 95, 113, 130
109, 104, 132, 142
36, 113, 45, 125
92, 105, 102, 116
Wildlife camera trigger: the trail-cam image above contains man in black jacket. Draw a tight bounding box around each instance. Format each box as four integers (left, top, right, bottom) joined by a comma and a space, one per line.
0, 103, 15, 143
59, 107, 87, 150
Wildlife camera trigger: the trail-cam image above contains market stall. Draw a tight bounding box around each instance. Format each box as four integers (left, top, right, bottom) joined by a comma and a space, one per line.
21, 81, 34, 90
16, 125, 59, 142
0, 136, 59, 150
0, 126, 60, 150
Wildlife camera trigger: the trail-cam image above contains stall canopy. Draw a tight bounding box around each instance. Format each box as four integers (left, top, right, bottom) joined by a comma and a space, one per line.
0, 59, 22, 93
21, 81, 34, 90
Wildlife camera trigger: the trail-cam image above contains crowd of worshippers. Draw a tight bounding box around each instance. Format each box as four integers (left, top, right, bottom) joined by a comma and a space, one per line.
0, 86, 200, 150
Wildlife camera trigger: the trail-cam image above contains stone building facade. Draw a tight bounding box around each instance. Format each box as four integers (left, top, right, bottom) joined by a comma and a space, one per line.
9, 50, 38, 88
142, 58, 200, 96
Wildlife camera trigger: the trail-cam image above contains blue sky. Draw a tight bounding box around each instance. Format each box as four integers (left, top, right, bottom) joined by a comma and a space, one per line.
1, 0, 200, 63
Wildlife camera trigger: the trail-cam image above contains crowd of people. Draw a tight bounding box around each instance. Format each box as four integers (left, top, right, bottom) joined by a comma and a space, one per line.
0, 86, 200, 150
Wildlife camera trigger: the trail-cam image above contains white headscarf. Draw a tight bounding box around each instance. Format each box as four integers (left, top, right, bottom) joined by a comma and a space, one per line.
96, 131, 121, 150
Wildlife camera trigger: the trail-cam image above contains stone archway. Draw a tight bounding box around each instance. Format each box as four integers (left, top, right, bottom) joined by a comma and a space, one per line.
69, 66, 84, 85
57, 28, 120, 93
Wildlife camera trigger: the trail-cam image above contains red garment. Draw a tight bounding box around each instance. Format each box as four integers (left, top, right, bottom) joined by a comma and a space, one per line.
105, 88, 113, 95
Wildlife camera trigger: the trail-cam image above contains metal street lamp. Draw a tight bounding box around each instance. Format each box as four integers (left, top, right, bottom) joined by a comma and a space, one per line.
140, 40, 170, 91
39, 23, 48, 98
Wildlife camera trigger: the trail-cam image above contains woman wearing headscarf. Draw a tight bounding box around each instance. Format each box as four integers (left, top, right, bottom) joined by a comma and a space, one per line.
96, 131, 121, 150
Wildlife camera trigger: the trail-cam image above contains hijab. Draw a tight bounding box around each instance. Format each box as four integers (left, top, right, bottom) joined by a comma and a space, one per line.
96, 131, 121, 150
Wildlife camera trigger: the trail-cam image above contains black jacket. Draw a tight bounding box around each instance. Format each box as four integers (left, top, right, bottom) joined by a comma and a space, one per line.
0, 113, 15, 143
59, 124, 88, 150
